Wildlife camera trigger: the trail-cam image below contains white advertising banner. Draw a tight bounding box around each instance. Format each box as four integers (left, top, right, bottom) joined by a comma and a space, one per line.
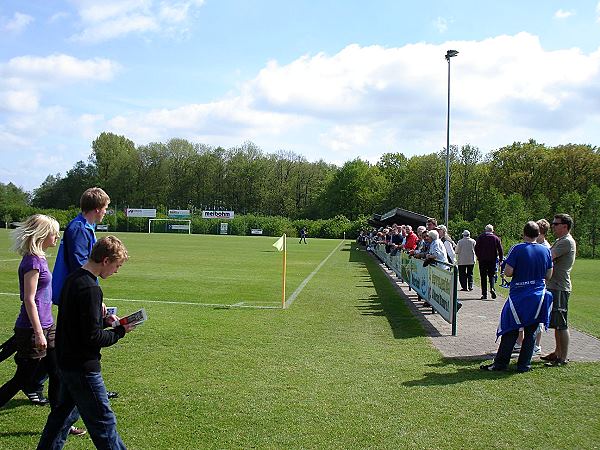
168, 209, 191, 218
202, 210, 234, 219
429, 265, 454, 323
126, 208, 157, 218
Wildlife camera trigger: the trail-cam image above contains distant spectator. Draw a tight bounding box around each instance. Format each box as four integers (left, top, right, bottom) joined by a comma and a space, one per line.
403, 225, 418, 251
536, 219, 551, 249
426, 218, 438, 231
438, 225, 456, 264
299, 227, 307, 244
475, 224, 504, 300
455, 230, 476, 291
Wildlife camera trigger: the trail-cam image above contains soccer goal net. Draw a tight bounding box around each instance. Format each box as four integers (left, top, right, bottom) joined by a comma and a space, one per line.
148, 219, 191, 234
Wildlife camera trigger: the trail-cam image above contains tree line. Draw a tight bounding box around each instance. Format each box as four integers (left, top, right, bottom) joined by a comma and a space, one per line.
2, 133, 600, 257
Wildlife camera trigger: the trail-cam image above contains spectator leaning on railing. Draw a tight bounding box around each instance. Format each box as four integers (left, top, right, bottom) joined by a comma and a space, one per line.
403, 225, 418, 251
425, 230, 448, 266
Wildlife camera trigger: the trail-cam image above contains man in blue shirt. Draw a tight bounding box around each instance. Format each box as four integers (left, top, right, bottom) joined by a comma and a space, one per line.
481, 221, 553, 373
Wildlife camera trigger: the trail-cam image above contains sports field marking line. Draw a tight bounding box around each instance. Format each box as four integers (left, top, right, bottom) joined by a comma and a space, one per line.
284, 239, 345, 309
0, 292, 280, 310
0, 258, 20, 262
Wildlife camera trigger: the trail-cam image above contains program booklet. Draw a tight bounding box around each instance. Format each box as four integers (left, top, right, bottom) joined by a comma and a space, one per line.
111, 308, 147, 328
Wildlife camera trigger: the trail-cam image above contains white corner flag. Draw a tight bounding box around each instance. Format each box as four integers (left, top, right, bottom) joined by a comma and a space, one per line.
273, 235, 285, 251
272, 234, 287, 308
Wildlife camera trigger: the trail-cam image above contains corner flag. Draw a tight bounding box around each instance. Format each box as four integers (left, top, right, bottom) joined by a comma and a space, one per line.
273, 235, 285, 251
272, 234, 287, 308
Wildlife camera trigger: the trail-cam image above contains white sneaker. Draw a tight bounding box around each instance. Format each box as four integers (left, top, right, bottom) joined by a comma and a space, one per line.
533, 346, 542, 355
512, 343, 522, 353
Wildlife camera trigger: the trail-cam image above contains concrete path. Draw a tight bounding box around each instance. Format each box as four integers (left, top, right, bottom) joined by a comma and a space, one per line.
373, 256, 600, 362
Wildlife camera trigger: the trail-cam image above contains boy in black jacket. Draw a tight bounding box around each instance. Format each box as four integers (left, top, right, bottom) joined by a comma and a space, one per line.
38, 236, 135, 450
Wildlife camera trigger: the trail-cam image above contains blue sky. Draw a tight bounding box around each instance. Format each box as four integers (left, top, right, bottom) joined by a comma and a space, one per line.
2, 1, 600, 191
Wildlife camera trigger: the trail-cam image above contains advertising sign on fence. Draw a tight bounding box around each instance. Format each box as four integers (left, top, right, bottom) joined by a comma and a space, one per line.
168, 209, 191, 218
407, 257, 430, 300
220, 223, 229, 234
428, 265, 454, 322
202, 210, 234, 219
169, 224, 191, 231
126, 208, 157, 218
250, 229, 263, 235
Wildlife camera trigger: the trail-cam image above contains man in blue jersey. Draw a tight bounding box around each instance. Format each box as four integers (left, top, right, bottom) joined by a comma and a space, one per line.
52, 187, 110, 305
481, 221, 553, 373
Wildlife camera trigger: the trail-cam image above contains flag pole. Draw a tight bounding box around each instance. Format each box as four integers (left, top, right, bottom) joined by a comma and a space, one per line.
282, 234, 287, 308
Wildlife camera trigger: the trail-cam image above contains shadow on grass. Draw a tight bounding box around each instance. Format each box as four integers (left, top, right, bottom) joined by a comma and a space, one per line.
348, 245, 425, 340
0, 398, 31, 410
0, 431, 40, 438
402, 366, 513, 386
403, 358, 554, 386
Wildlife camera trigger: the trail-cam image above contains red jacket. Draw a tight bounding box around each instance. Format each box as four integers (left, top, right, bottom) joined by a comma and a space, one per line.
403, 232, 418, 251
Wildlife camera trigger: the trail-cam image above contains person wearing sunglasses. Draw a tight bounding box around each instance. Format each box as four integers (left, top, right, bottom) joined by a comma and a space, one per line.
541, 214, 576, 367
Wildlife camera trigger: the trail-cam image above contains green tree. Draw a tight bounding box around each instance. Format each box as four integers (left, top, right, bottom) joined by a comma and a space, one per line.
323, 158, 388, 220
579, 185, 600, 257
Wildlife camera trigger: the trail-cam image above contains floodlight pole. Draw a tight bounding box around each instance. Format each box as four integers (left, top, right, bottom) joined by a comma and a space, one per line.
444, 49, 458, 227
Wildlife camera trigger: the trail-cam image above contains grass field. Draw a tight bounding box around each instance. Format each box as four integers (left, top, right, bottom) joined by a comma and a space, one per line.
0, 229, 599, 449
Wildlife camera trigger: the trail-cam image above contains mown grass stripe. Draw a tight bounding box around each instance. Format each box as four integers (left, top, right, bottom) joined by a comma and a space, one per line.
284, 239, 345, 309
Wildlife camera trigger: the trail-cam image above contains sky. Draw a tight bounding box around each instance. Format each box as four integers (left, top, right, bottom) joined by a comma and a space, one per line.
1, 1, 600, 192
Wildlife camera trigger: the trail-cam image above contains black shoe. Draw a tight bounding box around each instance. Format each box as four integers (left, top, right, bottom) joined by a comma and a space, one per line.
479, 363, 506, 372
480, 295, 487, 300
491, 290, 497, 299
107, 391, 119, 399
457, 302, 463, 312
25, 391, 49, 406
468, 287, 474, 291
460, 288, 468, 291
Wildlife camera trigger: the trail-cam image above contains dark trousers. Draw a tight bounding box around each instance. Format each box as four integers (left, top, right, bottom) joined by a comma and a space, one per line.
0, 349, 58, 408
478, 260, 497, 296
458, 264, 474, 290
494, 323, 538, 372
37, 369, 126, 450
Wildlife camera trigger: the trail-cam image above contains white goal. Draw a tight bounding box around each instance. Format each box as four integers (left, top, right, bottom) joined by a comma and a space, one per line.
148, 219, 191, 234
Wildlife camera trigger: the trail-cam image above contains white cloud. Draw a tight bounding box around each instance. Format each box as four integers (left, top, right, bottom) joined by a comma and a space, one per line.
69, 0, 205, 43
554, 9, 574, 19
49, 12, 71, 23
4, 32, 600, 191
320, 125, 373, 153
0, 90, 39, 113
434, 17, 449, 33
3, 12, 34, 33
2, 54, 120, 87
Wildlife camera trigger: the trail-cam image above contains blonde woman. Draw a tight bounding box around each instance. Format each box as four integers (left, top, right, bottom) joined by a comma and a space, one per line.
0, 215, 60, 408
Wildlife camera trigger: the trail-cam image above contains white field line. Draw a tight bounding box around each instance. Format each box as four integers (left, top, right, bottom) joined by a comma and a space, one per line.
0, 292, 280, 310
0, 259, 20, 262
284, 239, 345, 309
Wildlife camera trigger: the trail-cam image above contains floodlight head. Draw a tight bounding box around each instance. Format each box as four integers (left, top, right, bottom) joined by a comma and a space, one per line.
445, 49, 459, 61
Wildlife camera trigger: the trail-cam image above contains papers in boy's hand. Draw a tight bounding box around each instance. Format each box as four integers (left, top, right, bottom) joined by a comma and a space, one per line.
112, 308, 147, 328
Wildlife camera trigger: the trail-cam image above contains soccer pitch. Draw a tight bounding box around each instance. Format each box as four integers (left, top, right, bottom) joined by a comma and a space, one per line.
0, 230, 599, 449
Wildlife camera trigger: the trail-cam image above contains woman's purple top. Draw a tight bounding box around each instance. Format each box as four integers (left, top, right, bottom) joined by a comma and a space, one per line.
15, 254, 54, 329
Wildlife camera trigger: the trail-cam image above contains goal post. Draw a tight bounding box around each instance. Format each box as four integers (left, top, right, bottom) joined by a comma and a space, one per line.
148, 218, 191, 234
